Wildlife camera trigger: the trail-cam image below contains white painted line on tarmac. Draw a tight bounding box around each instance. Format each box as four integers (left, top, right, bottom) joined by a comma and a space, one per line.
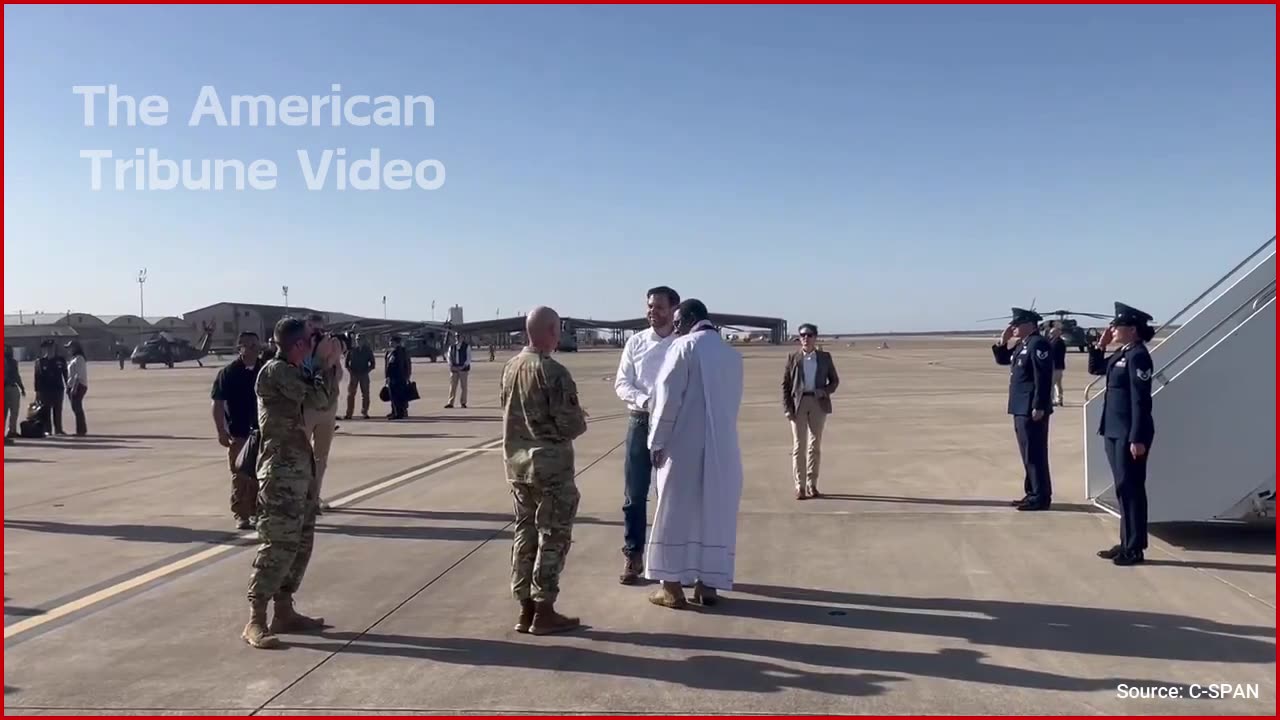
4, 439, 505, 641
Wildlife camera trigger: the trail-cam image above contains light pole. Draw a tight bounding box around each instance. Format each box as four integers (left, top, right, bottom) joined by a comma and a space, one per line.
382, 295, 387, 319
137, 269, 148, 318
282, 285, 289, 310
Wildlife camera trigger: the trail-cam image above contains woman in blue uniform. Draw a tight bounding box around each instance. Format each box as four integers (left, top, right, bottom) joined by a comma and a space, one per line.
1087, 302, 1156, 566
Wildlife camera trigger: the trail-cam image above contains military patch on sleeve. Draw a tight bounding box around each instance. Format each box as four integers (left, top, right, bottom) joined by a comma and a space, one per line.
1136, 368, 1152, 382
1035, 349, 1049, 361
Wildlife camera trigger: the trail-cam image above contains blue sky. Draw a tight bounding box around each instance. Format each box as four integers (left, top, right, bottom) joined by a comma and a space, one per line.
3, 5, 1275, 333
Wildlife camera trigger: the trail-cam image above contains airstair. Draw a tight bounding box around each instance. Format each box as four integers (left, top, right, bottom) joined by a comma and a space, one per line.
1083, 234, 1276, 523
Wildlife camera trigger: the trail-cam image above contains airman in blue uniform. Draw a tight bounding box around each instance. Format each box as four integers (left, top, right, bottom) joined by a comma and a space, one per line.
1087, 302, 1156, 566
992, 307, 1054, 510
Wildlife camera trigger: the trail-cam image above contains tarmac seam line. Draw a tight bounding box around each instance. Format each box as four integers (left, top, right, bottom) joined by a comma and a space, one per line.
251, 437, 626, 717
2, 437, 508, 643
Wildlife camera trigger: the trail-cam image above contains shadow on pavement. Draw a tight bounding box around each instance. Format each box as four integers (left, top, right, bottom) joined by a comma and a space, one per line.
4, 519, 235, 545
1150, 522, 1277, 556
819, 493, 1100, 514
730, 584, 1275, 663
296, 631, 901, 697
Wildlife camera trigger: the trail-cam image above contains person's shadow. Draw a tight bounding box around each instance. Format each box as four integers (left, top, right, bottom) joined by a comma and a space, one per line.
726, 584, 1275, 664
294, 631, 900, 697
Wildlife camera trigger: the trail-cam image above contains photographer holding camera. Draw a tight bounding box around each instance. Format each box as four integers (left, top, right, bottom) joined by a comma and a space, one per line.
303, 314, 345, 513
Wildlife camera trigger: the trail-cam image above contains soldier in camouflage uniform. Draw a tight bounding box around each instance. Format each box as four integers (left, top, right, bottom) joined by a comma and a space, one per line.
241, 317, 344, 649
501, 306, 589, 635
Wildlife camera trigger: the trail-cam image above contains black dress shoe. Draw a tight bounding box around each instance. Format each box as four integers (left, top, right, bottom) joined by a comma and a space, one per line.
1113, 551, 1145, 566
1016, 500, 1050, 511
1010, 495, 1031, 507
1097, 545, 1123, 559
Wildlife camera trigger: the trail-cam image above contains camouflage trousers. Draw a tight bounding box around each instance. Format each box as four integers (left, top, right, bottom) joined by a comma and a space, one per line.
510, 476, 580, 604
247, 472, 317, 603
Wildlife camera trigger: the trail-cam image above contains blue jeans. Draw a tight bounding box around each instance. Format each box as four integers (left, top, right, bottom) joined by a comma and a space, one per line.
622, 413, 653, 556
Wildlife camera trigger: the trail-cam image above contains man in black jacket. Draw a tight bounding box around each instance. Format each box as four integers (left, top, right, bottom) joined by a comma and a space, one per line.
384, 335, 413, 420
33, 340, 68, 436
344, 334, 376, 420
992, 308, 1054, 511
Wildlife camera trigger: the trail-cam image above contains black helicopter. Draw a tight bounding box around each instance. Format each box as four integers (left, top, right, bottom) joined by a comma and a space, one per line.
978, 306, 1110, 352
130, 326, 217, 368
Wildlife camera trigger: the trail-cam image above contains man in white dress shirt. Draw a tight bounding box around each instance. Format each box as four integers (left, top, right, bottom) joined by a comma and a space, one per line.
613, 285, 680, 584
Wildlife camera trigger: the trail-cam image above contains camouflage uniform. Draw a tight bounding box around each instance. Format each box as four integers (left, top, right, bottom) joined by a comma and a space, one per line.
247, 358, 333, 603
500, 348, 588, 604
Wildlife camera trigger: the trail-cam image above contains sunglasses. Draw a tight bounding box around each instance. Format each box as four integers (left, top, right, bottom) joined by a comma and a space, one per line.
799, 333, 815, 338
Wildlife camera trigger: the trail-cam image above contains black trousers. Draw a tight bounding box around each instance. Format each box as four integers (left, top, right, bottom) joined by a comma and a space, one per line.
1013, 414, 1052, 503
1105, 437, 1149, 553
37, 388, 65, 434
69, 385, 88, 435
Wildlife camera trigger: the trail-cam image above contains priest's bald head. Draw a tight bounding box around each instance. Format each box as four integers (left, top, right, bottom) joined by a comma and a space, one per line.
526, 306, 561, 352
674, 299, 710, 336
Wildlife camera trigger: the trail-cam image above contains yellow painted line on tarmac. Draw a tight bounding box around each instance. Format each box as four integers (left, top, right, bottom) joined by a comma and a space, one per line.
4, 438, 505, 641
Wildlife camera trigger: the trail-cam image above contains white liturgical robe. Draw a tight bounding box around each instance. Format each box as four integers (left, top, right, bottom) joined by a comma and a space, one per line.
644, 321, 745, 590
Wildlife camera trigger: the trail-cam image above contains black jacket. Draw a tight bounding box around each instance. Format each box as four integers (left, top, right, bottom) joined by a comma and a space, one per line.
346, 345, 377, 374
34, 356, 67, 394
992, 333, 1054, 417
1088, 343, 1155, 445
385, 347, 411, 384
1050, 338, 1067, 370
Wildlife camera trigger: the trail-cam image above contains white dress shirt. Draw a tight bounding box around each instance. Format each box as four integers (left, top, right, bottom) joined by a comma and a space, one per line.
801, 351, 818, 392
67, 355, 88, 390
614, 328, 676, 413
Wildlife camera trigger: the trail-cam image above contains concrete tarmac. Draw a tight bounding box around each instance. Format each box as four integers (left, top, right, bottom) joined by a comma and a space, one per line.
4, 340, 1275, 714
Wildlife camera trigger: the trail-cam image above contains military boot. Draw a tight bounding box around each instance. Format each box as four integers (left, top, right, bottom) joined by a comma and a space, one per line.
269, 592, 326, 634
529, 601, 580, 635
619, 553, 644, 585
514, 599, 536, 633
242, 600, 280, 649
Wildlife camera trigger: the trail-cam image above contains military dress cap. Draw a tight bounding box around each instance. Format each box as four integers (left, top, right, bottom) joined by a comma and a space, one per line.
1009, 307, 1042, 325
1112, 302, 1153, 327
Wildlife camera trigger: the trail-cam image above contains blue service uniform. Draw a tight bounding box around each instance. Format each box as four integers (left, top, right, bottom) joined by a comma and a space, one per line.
993, 331, 1055, 507
1087, 341, 1155, 557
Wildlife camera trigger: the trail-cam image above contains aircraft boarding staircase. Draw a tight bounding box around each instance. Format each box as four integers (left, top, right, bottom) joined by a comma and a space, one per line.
1083, 234, 1276, 523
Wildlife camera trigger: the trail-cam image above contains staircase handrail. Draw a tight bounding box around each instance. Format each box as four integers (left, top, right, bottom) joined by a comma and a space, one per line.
1084, 280, 1275, 403
1083, 234, 1275, 403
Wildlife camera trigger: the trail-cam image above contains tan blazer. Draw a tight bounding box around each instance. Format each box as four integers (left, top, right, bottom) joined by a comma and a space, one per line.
782, 349, 840, 417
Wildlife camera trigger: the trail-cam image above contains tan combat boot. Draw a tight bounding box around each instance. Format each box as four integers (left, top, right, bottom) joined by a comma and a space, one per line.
242, 600, 280, 649
529, 601, 580, 635
514, 599, 536, 633
648, 581, 688, 609
619, 553, 644, 585
269, 592, 326, 634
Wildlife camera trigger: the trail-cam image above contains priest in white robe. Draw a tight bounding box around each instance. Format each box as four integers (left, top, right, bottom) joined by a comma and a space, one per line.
645, 299, 745, 609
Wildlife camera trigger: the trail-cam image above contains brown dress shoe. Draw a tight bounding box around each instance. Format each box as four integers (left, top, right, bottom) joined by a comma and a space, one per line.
648, 582, 689, 609
514, 599, 536, 633
692, 581, 718, 607
530, 601, 580, 635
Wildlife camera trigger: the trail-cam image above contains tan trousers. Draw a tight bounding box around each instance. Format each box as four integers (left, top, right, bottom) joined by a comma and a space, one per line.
303, 406, 337, 500
790, 395, 828, 492
346, 372, 371, 417
448, 370, 469, 406
1052, 369, 1064, 406
228, 436, 257, 520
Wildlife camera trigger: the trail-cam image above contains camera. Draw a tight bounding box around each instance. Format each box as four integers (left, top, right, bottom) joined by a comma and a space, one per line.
312, 330, 353, 353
